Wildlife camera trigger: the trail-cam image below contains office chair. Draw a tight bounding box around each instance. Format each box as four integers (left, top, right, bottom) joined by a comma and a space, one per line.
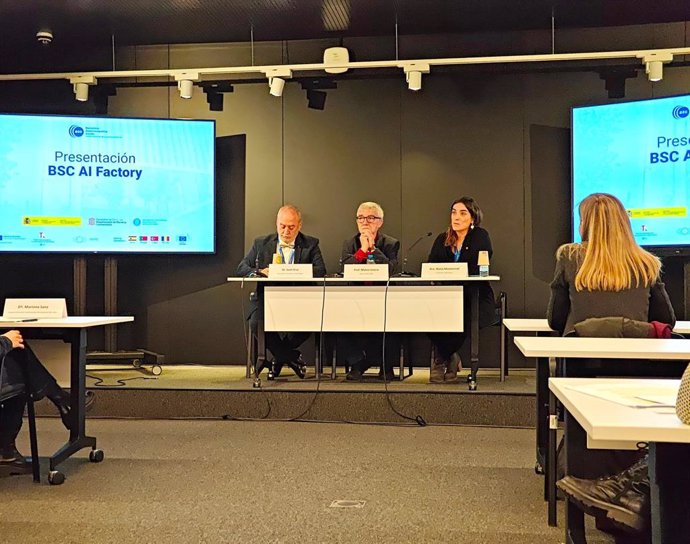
0, 358, 40, 483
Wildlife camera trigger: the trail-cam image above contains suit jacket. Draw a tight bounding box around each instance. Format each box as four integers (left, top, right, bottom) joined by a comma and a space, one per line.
236, 232, 327, 277
427, 226, 497, 328
341, 232, 400, 274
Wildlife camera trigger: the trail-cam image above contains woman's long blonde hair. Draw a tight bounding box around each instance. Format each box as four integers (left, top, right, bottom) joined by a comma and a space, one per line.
558, 193, 661, 291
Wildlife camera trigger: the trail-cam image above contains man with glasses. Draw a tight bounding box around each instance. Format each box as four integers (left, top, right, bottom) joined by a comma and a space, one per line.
340, 201, 400, 381
237, 205, 326, 379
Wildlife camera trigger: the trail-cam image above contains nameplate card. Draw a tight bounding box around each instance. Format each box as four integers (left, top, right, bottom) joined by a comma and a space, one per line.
3, 298, 68, 319
343, 264, 389, 281
268, 263, 314, 280
421, 263, 469, 279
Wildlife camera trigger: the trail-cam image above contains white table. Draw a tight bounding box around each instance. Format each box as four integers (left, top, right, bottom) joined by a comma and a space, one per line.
550, 378, 690, 544
0, 316, 133, 482
228, 276, 500, 387
514, 335, 690, 527
503, 318, 690, 335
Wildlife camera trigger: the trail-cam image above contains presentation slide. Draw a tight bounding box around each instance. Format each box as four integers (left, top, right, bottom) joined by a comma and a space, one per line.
0, 114, 215, 253
572, 94, 690, 248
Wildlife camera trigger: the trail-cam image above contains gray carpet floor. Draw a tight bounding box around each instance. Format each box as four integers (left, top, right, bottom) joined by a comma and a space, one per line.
1, 419, 614, 544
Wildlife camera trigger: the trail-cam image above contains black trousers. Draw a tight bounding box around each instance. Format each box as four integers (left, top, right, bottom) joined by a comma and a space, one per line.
428, 332, 467, 361
338, 333, 400, 372
249, 309, 310, 363
0, 345, 56, 447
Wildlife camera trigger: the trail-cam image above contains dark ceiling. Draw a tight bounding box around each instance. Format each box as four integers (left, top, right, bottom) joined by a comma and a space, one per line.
2, 0, 689, 51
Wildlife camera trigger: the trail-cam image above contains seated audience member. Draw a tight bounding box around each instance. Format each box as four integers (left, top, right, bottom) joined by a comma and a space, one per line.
427, 197, 495, 383
1, 330, 76, 476
237, 205, 326, 379
548, 192, 675, 536
340, 201, 400, 380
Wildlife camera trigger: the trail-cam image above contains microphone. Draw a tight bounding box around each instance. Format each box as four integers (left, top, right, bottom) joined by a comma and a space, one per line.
328, 254, 354, 277
394, 232, 433, 277
246, 256, 266, 278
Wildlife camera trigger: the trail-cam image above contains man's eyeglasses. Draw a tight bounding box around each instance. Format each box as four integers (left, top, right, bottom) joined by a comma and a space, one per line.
356, 215, 382, 223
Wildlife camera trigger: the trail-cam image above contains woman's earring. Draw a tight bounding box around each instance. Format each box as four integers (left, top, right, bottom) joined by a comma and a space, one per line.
470, 223, 475, 229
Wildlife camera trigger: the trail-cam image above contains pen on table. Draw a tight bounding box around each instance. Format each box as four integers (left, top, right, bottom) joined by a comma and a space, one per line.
17, 318, 38, 322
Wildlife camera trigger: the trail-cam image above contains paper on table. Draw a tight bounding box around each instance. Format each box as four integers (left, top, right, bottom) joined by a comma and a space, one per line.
634, 393, 677, 407
566, 382, 679, 408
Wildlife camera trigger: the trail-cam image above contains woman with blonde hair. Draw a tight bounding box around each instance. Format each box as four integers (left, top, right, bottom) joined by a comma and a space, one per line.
547, 192, 675, 335
548, 193, 676, 536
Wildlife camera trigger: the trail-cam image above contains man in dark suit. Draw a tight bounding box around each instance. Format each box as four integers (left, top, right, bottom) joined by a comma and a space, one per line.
340, 201, 400, 381
237, 205, 326, 379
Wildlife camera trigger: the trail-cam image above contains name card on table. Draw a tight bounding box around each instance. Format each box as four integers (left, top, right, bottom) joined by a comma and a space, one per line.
343, 264, 389, 281
421, 263, 469, 279
268, 263, 314, 280
2, 298, 68, 319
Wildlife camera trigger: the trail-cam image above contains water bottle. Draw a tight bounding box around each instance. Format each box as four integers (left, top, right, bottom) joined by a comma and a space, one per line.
478, 250, 489, 277
366, 253, 375, 265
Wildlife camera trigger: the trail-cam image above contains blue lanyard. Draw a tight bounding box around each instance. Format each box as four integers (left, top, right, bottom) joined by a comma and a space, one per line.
279, 246, 295, 264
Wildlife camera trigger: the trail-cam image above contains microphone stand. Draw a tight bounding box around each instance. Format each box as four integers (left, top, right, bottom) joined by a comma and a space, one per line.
393, 232, 432, 277
246, 256, 266, 278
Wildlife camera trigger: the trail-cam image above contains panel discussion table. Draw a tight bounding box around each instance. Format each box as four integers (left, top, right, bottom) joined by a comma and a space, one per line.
550, 377, 690, 544
227, 276, 500, 388
513, 335, 690, 529
0, 316, 134, 482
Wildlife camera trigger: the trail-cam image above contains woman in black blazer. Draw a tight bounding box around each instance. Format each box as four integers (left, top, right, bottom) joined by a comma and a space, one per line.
427, 197, 496, 383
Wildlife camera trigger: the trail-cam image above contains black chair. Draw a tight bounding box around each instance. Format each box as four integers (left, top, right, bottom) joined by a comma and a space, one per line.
0, 358, 40, 482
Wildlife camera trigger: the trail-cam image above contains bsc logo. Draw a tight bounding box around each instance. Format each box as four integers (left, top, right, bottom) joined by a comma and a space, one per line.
69, 125, 84, 137
672, 106, 689, 119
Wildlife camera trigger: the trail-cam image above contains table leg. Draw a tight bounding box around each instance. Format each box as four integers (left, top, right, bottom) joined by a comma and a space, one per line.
547, 387, 558, 526
649, 442, 690, 544
564, 409, 587, 544
469, 285, 479, 390
535, 356, 549, 476
49, 329, 97, 471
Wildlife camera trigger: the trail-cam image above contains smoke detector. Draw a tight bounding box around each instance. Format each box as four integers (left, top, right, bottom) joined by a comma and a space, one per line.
36, 30, 53, 45
324, 47, 349, 74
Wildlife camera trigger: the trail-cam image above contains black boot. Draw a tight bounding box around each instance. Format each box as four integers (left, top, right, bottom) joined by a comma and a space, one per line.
557, 455, 649, 533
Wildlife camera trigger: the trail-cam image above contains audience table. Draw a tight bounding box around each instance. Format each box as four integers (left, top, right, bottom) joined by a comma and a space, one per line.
514, 335, 690, 527
550, 377, 690, 544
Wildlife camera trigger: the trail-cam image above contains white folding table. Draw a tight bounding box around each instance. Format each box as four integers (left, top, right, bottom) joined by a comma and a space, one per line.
0, 316, 133, 483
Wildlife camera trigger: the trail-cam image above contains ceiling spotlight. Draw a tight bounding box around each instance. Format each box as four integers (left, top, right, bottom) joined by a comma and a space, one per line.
646, 61, 663, 82
263, 68, 292, 97
406, 71, 422, 91
403, 63, 430, 92
173, 72, 199, 99
69, 75, 97, 102
269, 77, 285, 97
178, 79, 194, 99
639, 52, 673, 82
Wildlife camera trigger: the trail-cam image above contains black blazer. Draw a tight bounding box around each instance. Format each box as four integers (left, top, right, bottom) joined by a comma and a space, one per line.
341, 232, 400, 274
236, 232, 327, 277
427, 226, 497, 328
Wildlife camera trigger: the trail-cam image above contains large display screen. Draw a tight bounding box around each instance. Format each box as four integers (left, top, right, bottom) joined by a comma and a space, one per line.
0, 114, 215, 253
572, 94, 690, 249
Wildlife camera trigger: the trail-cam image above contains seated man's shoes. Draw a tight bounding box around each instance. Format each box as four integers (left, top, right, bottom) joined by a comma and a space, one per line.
556, 456, 649, 533
345, 367, 364, 381
0, 445, 32, 476
377, 369, 395, 381
286, 357, 306, 379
